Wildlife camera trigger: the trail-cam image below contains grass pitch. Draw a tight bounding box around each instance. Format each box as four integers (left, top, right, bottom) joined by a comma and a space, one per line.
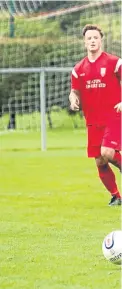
0, 129, 121, 289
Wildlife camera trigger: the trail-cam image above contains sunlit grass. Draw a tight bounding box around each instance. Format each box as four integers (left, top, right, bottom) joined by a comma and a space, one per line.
0, 129, 121, 289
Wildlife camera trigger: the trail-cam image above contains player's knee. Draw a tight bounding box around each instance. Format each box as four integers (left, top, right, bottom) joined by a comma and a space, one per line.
101, 146, 114, 160
95, 156, 107, 167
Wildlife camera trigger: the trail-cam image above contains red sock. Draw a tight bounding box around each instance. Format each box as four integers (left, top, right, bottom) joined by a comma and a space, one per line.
97, 164, 121, 198
111, 151, 122, 171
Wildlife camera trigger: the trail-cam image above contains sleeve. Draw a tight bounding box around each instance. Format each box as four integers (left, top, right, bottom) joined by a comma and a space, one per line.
114, 58, 122, 81
71, 68, 80, 90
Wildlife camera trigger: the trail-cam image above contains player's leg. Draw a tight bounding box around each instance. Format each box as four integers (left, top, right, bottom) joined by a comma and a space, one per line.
95, 156, 121, 205
101, 146, 122, 172
99, 118, 121, 205
87, 125, 121, 205
111, 151, 122, 172
101, 116, 122, 171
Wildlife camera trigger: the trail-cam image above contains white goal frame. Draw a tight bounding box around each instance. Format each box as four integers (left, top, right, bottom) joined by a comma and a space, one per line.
0, 67, 72, 151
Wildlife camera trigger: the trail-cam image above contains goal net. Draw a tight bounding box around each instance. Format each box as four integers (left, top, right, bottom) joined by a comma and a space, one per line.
0, 0, 121, 148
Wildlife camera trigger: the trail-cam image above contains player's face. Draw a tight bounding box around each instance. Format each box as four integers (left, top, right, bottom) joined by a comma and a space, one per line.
84, 30, 102, 53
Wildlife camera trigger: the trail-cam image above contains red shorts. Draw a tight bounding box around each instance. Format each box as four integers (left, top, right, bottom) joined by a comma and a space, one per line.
87, 117, 121, 158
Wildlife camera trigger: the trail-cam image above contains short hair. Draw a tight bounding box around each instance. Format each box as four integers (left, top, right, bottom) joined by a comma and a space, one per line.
82, 24, 104, 38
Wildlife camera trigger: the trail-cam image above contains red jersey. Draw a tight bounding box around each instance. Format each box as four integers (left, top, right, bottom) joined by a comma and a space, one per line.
71, 52, 122, 126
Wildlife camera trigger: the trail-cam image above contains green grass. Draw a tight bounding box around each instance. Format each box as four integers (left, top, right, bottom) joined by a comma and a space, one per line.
0, 129, 121, 289
0, 110, 83, 132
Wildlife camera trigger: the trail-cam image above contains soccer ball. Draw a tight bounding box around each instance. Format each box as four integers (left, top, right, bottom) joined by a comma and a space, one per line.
102, 230, 122, 265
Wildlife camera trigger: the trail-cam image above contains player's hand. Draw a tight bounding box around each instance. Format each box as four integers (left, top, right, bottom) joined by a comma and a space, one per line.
114, 102, 122, 112
70, 97, 79, 111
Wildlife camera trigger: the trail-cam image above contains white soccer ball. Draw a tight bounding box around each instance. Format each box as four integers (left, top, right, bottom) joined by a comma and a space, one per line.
102, 230, 122, 265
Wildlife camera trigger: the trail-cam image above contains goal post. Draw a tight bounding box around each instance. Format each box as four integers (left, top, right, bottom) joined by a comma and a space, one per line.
40, 69, 46, 151
0, 66, 72, 150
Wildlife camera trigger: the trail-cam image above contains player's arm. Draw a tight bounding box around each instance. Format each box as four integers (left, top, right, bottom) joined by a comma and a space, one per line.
114, 102, 122, 112
69, 67, 81, 111
69, 89, 80, 111
114, 58, 122, 82
114, 58, 122, 112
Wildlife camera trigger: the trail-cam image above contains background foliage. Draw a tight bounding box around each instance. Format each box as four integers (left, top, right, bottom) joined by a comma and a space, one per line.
0, 1, 121, 124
